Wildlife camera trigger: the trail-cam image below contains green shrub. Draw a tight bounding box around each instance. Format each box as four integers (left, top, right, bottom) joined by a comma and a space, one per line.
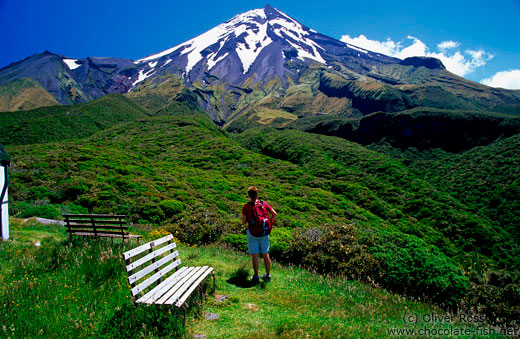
362, 229, 469, 306
159, 199, 185, 217
14, 202, 62, 220
136, 202, 165, 224
269, 227, 294, 258
53, 179, 91, 202
283, 224, 376, 276
223, 234, 248, 252
465, 270, 520, 325
56, 203, 89, 215
282, 224, 468, 307
285, 197, 311, 212
166, 206, 225, 244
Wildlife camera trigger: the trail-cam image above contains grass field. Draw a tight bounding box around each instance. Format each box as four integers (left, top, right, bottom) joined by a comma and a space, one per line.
1, 219, 511, 338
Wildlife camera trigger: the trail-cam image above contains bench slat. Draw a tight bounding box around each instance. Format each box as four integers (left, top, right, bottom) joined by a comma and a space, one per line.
67, 230, 129, 235
126, 247, 178, 272
70, 232, 141, 239
63, 214, 126, 218
131, 259, 182, 296
163, 266, 210, 305
122, 235, 214, 311
175, 267, 214, 307
66, 224, 128, 230
136, 267, 192, 304
123, 235, 173, 260
156, 267, 203, 305
64, 219, 127, 225
128, 252, 180, 284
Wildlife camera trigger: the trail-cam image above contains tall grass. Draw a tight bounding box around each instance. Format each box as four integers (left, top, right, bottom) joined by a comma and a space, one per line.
0, 220, 186, 338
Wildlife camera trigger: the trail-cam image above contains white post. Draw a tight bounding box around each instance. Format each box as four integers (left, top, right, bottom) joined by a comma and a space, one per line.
0, 164, 8, 241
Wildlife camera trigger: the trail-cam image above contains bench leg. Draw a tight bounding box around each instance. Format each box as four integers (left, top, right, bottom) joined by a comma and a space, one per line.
181, 304, 187, 327
212, 272, 216, 294
198, 285, 204, 311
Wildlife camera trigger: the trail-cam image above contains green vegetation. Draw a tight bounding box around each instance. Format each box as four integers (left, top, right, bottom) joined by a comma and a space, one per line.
3, 96, 519, 325
0, 220, 188, 338
3, 220, 504, 338
125, 74, 186, 112
0, 78, 58, 112
367, 134, 520, 245
371, 135, 520, 246
0, 93, 150, 145
225, 107, 298, 133
319, 72, 411, 114
235, 128, 518, 269
401, 135, 520, 249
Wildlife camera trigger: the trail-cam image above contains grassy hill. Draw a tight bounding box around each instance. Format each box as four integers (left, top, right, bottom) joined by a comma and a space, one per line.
0, 93, 150, 145
405, 136, 520, 244
3, 99, 520, 325
235, 128, 518, 269
125, 74, 187, 113
2, 220, 505, 338
0, 78, 59, 112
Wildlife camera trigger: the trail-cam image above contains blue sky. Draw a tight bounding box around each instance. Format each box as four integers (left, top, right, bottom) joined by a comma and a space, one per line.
1, 0, 519, 88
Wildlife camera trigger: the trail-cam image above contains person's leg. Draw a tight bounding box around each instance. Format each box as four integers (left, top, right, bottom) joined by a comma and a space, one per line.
251, 254, 259, 276
261, 253, 271, 276
247, 231, 260, 279
258, 235, 271, 278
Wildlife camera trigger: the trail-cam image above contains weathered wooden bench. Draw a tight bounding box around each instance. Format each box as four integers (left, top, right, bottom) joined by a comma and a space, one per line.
63, 214, 142, 243
122, 234, 215, 323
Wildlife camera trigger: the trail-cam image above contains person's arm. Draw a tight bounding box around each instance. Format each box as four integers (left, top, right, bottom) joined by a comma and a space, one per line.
242, 203, 249, 224
270, 208, 277, 224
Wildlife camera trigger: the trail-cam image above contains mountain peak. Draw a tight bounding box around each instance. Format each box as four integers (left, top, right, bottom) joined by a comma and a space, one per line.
135, 5, 327, 81
263, 4, 283, 17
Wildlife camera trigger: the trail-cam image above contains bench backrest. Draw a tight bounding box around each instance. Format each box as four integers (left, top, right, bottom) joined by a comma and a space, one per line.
122, 234, 181, 299
63, 214, 128, 237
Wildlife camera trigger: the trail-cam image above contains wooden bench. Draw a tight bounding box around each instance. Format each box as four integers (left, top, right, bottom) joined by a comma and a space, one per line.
122, 234, 215, 322
63, 214, 142, 243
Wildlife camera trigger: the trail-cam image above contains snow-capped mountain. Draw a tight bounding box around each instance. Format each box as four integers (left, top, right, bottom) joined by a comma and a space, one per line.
130, 4, 397, 87
2, 4, 520, 119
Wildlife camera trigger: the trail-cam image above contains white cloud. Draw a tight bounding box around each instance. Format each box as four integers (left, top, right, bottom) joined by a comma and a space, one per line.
481, 69, 520, 89
340, 34, 493, 77
438, 40, 459, 50
398, 36, 427, 59
427, 49, 494, 77
340, 34, 398, 56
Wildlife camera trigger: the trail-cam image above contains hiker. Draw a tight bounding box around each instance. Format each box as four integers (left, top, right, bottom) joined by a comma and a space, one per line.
242, 186, 277, 283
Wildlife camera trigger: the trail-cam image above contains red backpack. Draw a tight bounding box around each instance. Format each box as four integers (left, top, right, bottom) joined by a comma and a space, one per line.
248, 201, 272, 237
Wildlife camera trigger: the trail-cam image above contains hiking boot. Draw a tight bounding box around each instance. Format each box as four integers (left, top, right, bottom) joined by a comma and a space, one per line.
251, 275, 260, 283
261, 274, 271, 281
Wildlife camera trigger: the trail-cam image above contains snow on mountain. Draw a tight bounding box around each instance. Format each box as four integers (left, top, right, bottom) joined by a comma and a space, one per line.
267, 11, 326, 64
0, 5, 401, 108
135, 5, 328, 76
63, 58, 82, 70
5, 5, 520, 124
132, 68, 156, 87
